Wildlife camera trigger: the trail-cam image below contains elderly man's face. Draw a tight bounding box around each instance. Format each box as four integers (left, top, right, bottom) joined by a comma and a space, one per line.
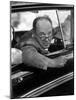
36, 19, 53, 47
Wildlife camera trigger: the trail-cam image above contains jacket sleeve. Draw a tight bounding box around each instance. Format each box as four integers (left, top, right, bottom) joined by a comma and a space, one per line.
21, 46, 53, 70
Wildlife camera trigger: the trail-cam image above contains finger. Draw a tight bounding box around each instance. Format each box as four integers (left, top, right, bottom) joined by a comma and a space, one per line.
57, 63, 65, 68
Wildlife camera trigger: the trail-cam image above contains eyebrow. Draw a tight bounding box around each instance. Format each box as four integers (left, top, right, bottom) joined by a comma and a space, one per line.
39, 31, 52, 35
47, 31, 52, 34
39, 29, 52, 34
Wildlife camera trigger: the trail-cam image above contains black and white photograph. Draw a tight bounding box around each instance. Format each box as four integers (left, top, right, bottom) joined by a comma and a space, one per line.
10, 1, 74, 99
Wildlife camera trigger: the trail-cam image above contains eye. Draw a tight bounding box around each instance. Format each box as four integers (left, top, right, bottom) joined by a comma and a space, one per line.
39, 32, 45, 37
48, 31, 52, 36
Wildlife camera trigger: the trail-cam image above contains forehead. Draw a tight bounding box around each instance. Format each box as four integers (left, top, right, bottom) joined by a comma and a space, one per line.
36, 19, 52, 33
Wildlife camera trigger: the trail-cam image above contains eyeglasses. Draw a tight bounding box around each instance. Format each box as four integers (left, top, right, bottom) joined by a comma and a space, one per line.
38, 32, 52, 40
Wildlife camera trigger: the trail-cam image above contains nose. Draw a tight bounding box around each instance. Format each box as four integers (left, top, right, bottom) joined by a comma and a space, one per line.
44, 37, 49, 42
45, 38, 49, 41
45, 34, 49, 37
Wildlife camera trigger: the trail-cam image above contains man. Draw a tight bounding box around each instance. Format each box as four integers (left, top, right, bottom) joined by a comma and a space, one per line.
16, 16, 67, 70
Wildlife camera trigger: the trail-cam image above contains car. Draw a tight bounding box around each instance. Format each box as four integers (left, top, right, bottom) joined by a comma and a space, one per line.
10, 1, 74, 99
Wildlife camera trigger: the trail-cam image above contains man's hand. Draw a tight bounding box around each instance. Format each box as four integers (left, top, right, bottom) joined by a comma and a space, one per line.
48, 56, 68, 68
54, 56, 68, 67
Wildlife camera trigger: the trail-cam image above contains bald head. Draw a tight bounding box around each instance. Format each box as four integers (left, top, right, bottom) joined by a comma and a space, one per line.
33, 16, 53, 48
36, 19, 52, 34
33, 16, 52, 31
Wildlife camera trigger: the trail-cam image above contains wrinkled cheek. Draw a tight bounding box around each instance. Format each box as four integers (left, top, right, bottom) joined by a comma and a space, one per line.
48, 37, 53, 43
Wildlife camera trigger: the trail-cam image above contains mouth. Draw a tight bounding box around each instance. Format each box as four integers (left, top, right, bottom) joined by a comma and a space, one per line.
42, 41, 50, 47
